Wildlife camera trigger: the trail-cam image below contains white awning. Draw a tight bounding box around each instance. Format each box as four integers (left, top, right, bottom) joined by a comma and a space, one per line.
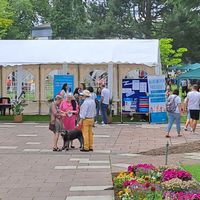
0, 39, 161, 66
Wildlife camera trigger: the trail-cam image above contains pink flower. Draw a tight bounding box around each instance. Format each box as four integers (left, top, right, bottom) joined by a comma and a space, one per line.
123, 179, 138, 187
162, 169, 192, 181
127, 165, 135, 172
136, 163, 156, 170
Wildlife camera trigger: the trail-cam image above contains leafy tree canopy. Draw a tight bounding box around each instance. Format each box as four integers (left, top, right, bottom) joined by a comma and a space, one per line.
0, 0, 13, 38
160, 38, 188, 72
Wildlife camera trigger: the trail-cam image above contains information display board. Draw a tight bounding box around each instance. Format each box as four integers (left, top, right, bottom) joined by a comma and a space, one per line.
122, 79, 149, 114
147, 75, 167, 123
53, 75, 74, 97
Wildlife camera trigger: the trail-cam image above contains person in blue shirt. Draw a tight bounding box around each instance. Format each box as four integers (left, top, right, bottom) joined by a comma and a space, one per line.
95, 87, 101, 124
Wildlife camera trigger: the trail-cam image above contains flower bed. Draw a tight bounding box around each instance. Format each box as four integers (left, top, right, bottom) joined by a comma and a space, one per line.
113, 164, 200, 200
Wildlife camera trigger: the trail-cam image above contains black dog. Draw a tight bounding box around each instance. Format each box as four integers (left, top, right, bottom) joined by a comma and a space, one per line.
61, 129, 83, 151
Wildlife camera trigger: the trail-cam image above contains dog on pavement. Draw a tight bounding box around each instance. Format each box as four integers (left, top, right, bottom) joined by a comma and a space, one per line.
61, 129, 83, 151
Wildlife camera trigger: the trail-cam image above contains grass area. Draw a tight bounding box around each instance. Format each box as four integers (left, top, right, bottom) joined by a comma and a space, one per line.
0, 115, 49, 122
0, 113, 189, 123
182, 164, 200, 182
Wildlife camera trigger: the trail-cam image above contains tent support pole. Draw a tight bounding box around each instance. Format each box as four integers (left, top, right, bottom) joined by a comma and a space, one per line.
78, 64, 80, 84
17, 65, 23, 99
108, 63, 113, 97
0, 66, 2, 97
117, 64, 120, 115
39, 64, 41, 115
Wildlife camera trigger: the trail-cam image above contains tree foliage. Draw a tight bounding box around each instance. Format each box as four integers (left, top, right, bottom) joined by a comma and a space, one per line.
4, 0, 34, 39
50, 0, 87, 39
0, 0, 13, 38
160, 38, 188, 71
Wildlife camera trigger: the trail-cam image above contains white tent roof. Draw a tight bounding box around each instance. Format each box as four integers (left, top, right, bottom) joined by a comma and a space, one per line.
0, 39, 160, 66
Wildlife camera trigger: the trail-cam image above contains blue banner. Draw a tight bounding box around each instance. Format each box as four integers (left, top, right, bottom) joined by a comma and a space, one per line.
53, 75, 74, 97
147, 75, 167, 123
122, 79, 149, 113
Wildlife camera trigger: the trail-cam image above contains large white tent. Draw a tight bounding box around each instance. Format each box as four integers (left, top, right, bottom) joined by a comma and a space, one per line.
0, 39, 162, 112
0, 39, 161, 67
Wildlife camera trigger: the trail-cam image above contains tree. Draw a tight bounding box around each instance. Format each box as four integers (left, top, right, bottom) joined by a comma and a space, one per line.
50, 0, 87, 39
160, 38, 188, 72
4, 0, 34, 39
86, 0, 110, 38
0, 0, 13, 38
161, 0, 200, 62
30, 0, 51, 24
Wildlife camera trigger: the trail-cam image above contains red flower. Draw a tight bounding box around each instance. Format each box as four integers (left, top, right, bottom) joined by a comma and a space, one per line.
151, 187, 156, 192
145, 182, 150, 188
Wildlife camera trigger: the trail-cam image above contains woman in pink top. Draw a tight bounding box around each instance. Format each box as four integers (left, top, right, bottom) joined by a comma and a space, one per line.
60, 93, 79, 148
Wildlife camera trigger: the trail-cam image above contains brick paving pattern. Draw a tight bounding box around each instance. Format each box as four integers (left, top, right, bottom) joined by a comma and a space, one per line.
0, 123, 199, 200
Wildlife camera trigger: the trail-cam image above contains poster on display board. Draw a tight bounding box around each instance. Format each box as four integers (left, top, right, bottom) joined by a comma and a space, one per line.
122, 79, 149, 114
53, 75, 74, 97
147, 75, 167, 123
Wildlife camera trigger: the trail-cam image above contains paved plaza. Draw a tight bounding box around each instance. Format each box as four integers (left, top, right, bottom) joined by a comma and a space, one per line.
0, 122, 200, 200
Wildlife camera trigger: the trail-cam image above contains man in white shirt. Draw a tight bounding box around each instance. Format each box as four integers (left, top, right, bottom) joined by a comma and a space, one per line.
100, 84, 110, 125
79, 90, 96, 152
186, 84, 200, 133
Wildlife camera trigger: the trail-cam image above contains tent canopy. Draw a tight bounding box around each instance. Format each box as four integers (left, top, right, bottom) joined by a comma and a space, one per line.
177, 68, 200, 80
180, 63, 200, 71
168, 63, 200, 71
0, 39, 160, 66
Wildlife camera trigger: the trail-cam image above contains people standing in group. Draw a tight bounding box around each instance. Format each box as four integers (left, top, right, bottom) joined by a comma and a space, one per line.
74, 82, 86, 105
100, 84, 110, 125
185, 84, 200, 134
60, 93, 79, 148
166, 89, 182, 138
95, 87, 101, 123
59, 83, 71, 99
78, 90, 96, 152
49, 95, 65, 151
87, 86, 97, 101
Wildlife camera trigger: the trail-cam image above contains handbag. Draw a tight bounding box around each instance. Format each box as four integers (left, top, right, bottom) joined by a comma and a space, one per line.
49, 123, 56, 132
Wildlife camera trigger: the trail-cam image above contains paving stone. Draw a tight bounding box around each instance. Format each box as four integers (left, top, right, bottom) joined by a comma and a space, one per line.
54, 166, 77, 170
26, 142, 41, 145
94, 135, 110, 138
94, 150, 111, 154
66, 195, 113, 200
23, 149, 40, 152
118, 153, 140, 157
17, 134, 37, 137
112, 163, 129, 168
70, 185, 113, 191
78, 165, 110, 169
0, 125, 16, 128
79, 160, 109, 164
0, 146, 18, 149
69, 158, 89, 161
184, 156, 200, 160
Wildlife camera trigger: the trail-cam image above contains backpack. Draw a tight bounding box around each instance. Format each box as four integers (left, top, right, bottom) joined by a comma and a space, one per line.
166, 95, 177, 113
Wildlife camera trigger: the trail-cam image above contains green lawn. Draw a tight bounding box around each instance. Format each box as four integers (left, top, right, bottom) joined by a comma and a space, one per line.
0, 115, 49, 122
0, 113, 189, 123
182, 164, 200, 182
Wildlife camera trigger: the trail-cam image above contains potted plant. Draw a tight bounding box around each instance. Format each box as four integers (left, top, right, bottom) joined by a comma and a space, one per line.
12, 98, 26, 123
